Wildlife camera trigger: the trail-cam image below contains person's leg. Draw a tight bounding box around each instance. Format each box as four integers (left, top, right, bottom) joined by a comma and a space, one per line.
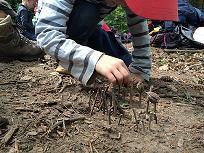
22, 31, 37, 41
0, 15, 43, 60
66, 0, 132, 66
66, 0, 100, 45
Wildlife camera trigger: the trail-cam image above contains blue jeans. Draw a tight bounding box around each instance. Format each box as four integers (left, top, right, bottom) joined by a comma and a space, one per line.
66, 0, 132, 66
22, 31, 37, 41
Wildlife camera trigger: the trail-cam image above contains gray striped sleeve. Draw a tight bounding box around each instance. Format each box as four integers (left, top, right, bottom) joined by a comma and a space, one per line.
36, 0, 103, 84
124, 7, 152, 81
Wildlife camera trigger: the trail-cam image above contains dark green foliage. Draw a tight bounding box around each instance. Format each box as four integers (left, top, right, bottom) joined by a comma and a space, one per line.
189, 0, 204, 11
5, 0, 21, 11
104, 6, 128, 33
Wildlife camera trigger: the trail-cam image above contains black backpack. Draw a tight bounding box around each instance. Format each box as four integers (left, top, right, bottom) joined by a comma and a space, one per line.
151, 25, 204, 49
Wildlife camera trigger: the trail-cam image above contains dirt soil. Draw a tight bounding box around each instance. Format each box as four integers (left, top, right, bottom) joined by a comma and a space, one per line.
0, 47, 204, 153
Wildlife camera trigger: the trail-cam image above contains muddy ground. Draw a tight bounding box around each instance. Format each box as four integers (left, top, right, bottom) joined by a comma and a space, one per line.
0, 47, 203, 153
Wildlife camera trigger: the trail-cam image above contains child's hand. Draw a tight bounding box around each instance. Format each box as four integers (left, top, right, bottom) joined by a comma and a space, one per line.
95, 55, 130, 85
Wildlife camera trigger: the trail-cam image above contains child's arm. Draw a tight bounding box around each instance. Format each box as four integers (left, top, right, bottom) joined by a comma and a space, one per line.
123, 6, 152, 81
36, 0, 103, 84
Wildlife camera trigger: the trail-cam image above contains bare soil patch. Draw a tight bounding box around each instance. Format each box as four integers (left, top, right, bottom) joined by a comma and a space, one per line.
0, 47, 203, 153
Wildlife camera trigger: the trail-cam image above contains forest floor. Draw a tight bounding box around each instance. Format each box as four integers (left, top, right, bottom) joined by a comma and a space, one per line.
0, 46, 204, 153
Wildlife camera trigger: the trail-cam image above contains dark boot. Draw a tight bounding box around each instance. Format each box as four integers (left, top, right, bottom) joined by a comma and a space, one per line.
0, 15, 43, 61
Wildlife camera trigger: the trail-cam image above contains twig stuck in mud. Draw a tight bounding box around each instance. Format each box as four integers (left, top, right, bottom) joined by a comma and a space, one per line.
54, 75, 63, 90
132, 109, 137, 122
129, 83, 133, 106
1, 125, 19, 145
93, 146, 99, 153
59, 84, 68, 93
89, 141, 94, 153
88, 90, 95, 111
14, 138, 19, 153
101, 90, 107, 114
146, 86, 160, 115
108, 108, 112, 125
47, 117, 85, 135
118, 114, 123, 125
111, 86, 117, 116
62, 119, 66, 139
135, 111, 146, 131
147, 112, 155, 130
136, 81, 145, 107
90, 99, 97, 116
132, 109, 139, 130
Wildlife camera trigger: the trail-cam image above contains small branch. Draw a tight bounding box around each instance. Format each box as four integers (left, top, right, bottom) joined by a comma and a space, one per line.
89, 141, 94, 153
1, 125, 19, 145
59, 84, 68, 93
0, 80, 29, 86
15, 107, 40, 113
48, 117, 85, 134
112, 87, 117, 116
90, 89, 100, 116
54, 75, 63, 90
93, 146, 99, 153
14, 138, 19, 153
62, 119, 66, 139
129, 84, 133, 106
118, 114, 123, 125
108, 108, 112, 125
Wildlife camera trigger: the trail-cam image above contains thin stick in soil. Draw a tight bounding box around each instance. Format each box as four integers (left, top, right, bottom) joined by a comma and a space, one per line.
14, 138, 19, 153
62, 118, 67, 138
59, 84, 68, 93
88, 90, 95, 111
148, 113, 153, 130
118, 114, 123, 125
146, 99, 150, 114
54, 75, 63, 90
1, 125, 19, 145
129, 83, 133, 107
132, 109, 139, 130
102, 91, 107, 114
90, 89, 100, 115
47, 116, 85, 135
99, 90, 105, 111
89, 141, 94, 153
108, 108, 112, 125
90, 99, 97, 116
111, 86, 117, 116
93, 146, 99, 153
154, 112, 158, 124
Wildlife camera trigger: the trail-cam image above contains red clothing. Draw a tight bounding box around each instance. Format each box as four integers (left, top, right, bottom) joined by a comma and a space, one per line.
101, 22, 111, 32
34, 0, 38, 14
